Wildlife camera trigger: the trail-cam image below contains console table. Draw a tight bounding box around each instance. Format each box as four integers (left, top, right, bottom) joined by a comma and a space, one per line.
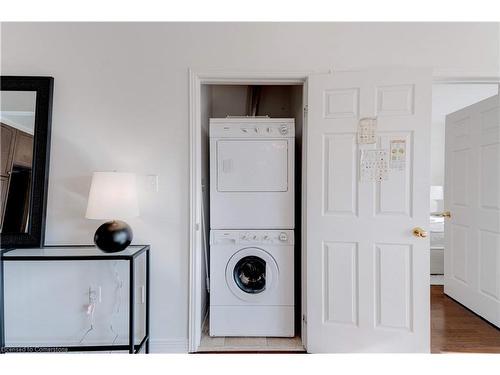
0, 245, 150, 354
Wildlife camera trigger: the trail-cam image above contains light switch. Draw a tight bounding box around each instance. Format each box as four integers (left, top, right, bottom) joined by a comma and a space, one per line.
146, 174, 159, 192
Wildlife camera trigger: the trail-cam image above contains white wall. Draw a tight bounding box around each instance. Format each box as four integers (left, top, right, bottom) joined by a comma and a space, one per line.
431, 83, 499, 186
1, 22, 499, 352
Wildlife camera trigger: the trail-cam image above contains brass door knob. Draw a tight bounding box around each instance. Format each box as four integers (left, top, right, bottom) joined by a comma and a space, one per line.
412, 227, 428, 238
442, 211, 451, 218
432, 211, 451, 218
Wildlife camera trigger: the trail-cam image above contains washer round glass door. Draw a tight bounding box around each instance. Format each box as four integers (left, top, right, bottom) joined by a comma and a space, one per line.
233, 256, 266, 294
226, 247, 278, 302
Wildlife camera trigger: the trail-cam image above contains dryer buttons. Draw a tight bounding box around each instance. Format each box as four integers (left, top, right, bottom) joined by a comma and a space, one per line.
279, 125, 288, 135
278, 232, 288, 242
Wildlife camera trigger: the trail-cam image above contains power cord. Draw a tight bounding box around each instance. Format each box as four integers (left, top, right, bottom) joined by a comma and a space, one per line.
78, 264, 124, 350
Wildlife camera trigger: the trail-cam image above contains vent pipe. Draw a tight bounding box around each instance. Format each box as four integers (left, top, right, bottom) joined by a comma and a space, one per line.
246, 85, 262, 116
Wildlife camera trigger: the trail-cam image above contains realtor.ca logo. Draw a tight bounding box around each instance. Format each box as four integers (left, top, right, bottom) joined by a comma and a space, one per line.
1, 346, 68, 353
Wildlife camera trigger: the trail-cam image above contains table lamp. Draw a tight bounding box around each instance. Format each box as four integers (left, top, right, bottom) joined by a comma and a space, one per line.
85, 171, 139, 252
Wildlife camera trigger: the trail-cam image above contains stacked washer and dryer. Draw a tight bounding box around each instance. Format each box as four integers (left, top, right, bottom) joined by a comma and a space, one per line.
209, 118, 295, 337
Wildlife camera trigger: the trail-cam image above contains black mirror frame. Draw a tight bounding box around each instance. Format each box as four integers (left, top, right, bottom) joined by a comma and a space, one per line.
0, 76, 54, 248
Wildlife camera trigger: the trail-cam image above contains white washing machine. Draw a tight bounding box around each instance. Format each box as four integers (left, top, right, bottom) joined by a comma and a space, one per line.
209, 229, 294, 337
210, 118, 295, 229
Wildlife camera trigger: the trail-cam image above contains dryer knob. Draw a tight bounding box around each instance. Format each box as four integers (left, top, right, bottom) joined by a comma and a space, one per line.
279, 232, 288, 242
279, 125, 288, 135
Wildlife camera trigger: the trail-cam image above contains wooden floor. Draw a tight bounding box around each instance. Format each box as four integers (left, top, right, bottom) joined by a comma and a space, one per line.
197, 286, 499, 353
431, 285, 500, 353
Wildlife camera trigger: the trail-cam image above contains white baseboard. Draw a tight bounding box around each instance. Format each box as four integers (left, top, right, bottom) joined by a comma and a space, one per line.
150, 338, 188, 353
430, 274, 444, 286
5, 338, 189, 354
5, 339, 124, 347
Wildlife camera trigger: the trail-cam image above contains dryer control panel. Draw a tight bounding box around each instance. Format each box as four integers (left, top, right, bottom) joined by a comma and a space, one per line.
209, 118, 295, 138
210, 230, 294, 246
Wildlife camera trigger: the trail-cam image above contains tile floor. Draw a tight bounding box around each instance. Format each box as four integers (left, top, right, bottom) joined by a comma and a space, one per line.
197, 319, 305, 352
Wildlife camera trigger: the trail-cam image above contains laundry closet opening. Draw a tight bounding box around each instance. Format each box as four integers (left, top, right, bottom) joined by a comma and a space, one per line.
196, 83, 306, 352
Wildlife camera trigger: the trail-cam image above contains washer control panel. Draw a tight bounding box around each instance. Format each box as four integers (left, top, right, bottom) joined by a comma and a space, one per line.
211, 230, 294, 245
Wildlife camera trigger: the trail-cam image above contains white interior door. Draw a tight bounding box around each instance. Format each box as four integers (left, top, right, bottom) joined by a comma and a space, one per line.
306, 69, 432, 352
444, 94, 500, 327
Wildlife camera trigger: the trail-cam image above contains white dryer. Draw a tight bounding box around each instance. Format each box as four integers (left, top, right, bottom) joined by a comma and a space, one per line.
209, 229, 294, 337
210, 118, 295, 229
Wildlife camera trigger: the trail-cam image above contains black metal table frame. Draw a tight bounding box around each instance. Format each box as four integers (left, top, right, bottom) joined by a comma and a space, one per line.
0, 245, 150, 354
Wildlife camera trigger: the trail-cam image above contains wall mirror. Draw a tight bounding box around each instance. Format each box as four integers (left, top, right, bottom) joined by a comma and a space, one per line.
0, 76, 53, 248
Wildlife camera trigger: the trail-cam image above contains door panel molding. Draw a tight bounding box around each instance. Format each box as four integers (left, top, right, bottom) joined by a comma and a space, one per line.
323, 241, 359, 326
374, 243, 413, 332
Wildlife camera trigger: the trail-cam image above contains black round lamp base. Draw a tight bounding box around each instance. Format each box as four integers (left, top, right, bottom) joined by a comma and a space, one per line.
94, 220, 133, 253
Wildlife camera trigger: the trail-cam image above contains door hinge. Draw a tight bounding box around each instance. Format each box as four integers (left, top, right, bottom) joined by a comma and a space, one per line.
303, 104, 309, 114
302, 314, 307, 324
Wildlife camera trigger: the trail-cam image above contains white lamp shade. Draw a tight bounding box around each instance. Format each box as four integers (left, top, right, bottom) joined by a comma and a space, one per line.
85, 172, 139, 220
